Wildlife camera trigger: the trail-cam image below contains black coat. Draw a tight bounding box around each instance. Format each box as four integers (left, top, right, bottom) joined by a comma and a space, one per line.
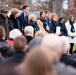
18, 12, 28, 32
4, 51, 25, 65
0, 14, 9, 39
60, 54, 76, 68
8, 15, 19, 31
29, 21, 39, 33
25, 36, 33, 44
51, 20, 59, 33
59, 23, 68, 36
0, 40, 14, 58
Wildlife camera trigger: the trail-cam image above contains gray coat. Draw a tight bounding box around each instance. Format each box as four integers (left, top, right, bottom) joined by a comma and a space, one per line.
54, 61, 76, 75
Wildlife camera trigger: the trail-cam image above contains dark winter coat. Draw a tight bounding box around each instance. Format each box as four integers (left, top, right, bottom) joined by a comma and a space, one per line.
0, 40, 14, 58
29, 21, 39, 33
8, 15, 20, 31
59, 23, 68, 36
51, 20, 59, 33
18, 12, 28, 32
0, 14, 9, 39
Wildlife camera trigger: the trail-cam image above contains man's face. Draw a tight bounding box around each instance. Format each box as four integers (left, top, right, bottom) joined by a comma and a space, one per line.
24, 7, 29, 14
2, 13, 8, 18
46, 12, 50, 18
42, 12, 46, 18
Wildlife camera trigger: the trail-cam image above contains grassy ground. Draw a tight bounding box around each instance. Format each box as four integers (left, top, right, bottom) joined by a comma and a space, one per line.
73, 44, 76, 51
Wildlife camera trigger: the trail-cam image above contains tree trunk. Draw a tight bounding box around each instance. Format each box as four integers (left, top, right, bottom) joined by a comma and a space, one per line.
53, 0, 63, 18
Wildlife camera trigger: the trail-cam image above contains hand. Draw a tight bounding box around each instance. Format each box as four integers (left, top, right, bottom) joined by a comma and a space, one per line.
46, 26, 49, 30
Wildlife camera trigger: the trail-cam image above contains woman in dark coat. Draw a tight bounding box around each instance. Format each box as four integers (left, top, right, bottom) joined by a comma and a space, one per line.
28, 14, 39, 33
50, 13, 59, 33
58, 17, 68, 36
8, 8, 21, 31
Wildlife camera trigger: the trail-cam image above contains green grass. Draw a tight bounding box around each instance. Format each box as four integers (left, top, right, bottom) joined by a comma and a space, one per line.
73, 44, 76, 51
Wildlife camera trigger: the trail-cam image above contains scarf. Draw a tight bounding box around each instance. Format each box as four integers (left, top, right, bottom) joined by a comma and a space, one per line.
30, 21, 40, 32
70, 21, 75, 33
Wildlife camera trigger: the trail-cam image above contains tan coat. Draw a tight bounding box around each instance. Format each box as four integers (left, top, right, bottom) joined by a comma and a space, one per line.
37, 19, 45, 32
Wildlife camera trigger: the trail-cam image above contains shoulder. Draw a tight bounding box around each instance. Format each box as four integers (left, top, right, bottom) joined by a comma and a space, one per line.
65, 21, 70, 25
37, 19, 42, 23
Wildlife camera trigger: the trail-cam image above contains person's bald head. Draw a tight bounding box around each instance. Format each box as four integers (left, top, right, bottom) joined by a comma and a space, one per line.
42, 34, 62, 51
41, 34, 63, 60
60, 36, 70, 54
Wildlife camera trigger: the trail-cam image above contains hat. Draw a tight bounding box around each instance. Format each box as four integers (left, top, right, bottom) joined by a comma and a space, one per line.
0, 8, 8, 13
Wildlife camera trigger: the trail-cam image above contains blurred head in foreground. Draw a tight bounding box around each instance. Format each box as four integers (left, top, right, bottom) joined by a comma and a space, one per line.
19, 46, 56, 75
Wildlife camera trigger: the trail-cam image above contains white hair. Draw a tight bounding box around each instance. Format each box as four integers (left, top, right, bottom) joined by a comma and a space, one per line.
9, 29, 22, 39
41, 34, 62, 51
24, 26, 34, 35
28, 14, 36, 21
60, 36, 70, 53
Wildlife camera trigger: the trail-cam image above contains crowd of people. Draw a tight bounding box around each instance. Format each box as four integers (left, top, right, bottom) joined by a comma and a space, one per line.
0, 5, 76, 75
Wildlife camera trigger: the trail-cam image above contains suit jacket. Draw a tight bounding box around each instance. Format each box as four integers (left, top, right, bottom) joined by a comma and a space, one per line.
60, 53, 76, 68
18, 12, 28, 32
46, 18, 52, 33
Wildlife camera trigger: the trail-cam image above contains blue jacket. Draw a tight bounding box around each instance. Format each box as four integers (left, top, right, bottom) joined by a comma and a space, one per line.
29, 21, 40, 33
18, 12, 28, 31
46, 18, 52, 33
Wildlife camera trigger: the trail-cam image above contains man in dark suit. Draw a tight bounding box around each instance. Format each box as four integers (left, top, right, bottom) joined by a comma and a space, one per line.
18, 5, 29, 33
45, 10, 52, 33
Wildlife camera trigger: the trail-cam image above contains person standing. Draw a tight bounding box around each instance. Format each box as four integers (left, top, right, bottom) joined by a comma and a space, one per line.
50, 13, 59, 33
18, 5, 29, 33
66, 16, 76, 54
8, 8, 20, 31
28, 14, 39, 33
58, 17, 68, 36
0, 8, 9, 39
45, 10, 52, 33
37, 10, 49, 32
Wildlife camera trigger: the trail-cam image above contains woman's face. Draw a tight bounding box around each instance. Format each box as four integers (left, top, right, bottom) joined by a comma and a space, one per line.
70, 17, 74, 22
60, 19, 65, 24
15, 13, 19, 18
53, 16, 58, 21
41, 12, 46, 18
32, 15, 37, 22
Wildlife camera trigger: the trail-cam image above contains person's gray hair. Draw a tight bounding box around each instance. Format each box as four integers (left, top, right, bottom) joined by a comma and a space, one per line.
41, 34, 62, 52
9, 29, 22, 39
24, 26, 34, 35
